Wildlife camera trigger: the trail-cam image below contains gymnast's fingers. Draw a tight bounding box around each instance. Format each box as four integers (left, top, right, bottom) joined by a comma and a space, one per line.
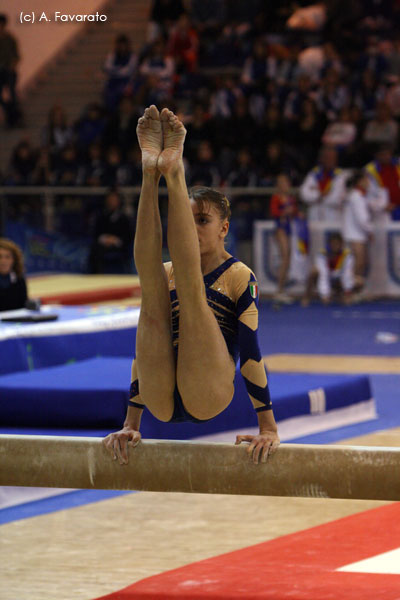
247, 439, 258, 460
128, 431, 142, 448
102, 434, 116, 459
269, 440, 280, 455
261, 442, 272, 463
235, 435, 253, 445
119, 436, 130, 465
251, 441, 264, 464
113, 437, 126, 465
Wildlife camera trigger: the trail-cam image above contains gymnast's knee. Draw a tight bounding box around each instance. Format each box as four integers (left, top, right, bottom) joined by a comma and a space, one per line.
143, 396, 175, 422
182, 386, 234, 421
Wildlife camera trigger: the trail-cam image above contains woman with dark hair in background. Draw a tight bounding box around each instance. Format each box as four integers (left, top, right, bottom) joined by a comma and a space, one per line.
0, 238, 27, 311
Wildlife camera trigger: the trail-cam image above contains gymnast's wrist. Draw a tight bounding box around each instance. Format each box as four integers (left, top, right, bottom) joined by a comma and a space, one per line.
259, 427, 278, 435
124, 406, 143, 430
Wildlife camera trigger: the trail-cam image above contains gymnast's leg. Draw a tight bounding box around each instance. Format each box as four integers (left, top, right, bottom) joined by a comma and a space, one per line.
158, 109, 235, 420
134, 105, 175, 422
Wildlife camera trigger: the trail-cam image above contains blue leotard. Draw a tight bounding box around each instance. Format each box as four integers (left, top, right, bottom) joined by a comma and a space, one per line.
129, 256, 272, 422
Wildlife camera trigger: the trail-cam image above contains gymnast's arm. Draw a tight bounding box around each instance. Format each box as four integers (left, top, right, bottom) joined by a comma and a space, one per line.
103, 361, 143, 464
233, 269, 280, 463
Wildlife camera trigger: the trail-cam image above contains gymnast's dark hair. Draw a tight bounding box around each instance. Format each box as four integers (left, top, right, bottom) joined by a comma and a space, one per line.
189, 186, 231, 222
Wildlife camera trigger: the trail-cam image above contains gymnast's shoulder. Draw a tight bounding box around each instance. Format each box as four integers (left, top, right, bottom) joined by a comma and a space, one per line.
228, 258, 258, 300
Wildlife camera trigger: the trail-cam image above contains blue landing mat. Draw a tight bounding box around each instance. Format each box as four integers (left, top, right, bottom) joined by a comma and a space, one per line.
0, 357, 372, 439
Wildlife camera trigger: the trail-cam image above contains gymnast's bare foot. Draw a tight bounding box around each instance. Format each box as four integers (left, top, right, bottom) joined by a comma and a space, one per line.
136, 105, 163, 174
158, 108, 186, 176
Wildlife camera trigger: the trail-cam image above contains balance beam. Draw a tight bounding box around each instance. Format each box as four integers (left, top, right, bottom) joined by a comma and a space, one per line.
1, 435, 399, 501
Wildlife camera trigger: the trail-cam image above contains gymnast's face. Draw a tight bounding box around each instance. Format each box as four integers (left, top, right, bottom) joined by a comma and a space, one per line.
0, 248, 14, 275
191, 200, 229, 255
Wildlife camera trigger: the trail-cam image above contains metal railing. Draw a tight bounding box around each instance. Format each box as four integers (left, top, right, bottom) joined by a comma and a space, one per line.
0, 185, 282, 235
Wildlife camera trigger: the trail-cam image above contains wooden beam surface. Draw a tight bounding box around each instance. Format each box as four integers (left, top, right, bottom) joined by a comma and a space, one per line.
1, 435, 399, 500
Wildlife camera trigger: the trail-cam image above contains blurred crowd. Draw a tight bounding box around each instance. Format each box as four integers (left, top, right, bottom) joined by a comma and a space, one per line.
1, 1, 400, 261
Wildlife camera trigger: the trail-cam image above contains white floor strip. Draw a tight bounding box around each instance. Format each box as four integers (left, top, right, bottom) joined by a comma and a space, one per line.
0, 486, 75, 510
338, 547, 400, 575
195, 399, 377, 443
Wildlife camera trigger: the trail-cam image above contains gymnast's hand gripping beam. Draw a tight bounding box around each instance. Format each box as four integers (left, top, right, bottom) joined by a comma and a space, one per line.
0, 435, 399, 501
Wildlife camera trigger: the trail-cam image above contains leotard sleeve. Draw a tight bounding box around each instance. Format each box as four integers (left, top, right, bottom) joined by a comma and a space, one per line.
233, 264, 272, 412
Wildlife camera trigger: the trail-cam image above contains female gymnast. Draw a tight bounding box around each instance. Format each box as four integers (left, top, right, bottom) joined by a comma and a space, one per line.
103, 105, 279, 465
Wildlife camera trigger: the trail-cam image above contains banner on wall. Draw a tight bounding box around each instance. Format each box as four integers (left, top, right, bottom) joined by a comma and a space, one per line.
5, 220, 91, 274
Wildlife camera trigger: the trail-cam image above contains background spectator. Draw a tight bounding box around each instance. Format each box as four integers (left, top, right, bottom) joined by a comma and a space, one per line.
287, 98, 326, 173
342, 170, 373, 295
75, 103, 106, 153
103, 35, 137, 111
225, 148, 258, 188
189, 140, 221, 187
0, 238, 28, 311
53, 145, 79, 186
302, 232, 354, 306
270, 173, 297, 303
6, 140, 37, 186
365, 143, 400, 220
322, 107, 358, 152
138, 39, 175, 105
363, 101, 399, 149
101, 146, 126, 187
299, 146, 346, 223
167, 13, 199, 73
78, 143, 105, 187
103, 97, 139, 159
41, 105, 73, 157
147, 0, 185, 42
0, 13, 21, 128
88, 189, 132, 274
352, 69, 385, 120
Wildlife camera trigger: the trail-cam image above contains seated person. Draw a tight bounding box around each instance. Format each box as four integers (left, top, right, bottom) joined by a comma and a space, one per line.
88, 188, 132, 274
302, 232, 354, 306
0, 238, 28, 311
103, 34, 137, 111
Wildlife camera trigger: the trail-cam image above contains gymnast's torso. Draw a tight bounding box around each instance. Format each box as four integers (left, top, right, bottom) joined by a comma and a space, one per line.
165, 255, 271, 413
166, 256, 249, 361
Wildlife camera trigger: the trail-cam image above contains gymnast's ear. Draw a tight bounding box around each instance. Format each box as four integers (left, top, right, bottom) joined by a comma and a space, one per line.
220, 219, 229, 239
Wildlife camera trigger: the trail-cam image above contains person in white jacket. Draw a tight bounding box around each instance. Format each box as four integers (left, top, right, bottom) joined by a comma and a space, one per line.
299, 146, 347, 223
343, 170, 373, 292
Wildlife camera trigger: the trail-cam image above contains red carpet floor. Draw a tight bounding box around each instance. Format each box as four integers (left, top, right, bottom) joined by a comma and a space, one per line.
40, 285, 141, 305
96, 502, 400, 600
